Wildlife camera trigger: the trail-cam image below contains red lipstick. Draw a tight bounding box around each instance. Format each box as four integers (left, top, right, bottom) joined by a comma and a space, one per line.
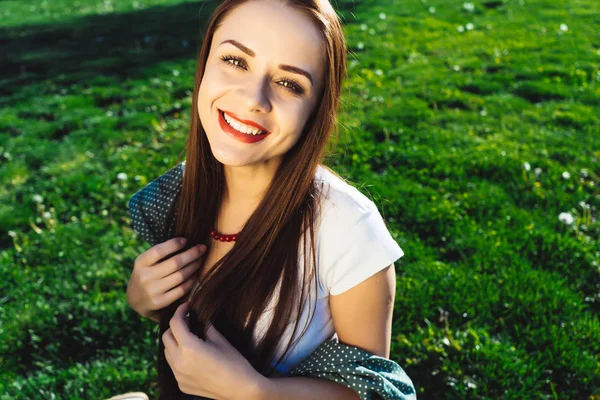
218, 109, 271, 144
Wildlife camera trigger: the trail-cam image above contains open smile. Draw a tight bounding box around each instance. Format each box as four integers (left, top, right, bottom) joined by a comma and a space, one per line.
218, 109, 271, 144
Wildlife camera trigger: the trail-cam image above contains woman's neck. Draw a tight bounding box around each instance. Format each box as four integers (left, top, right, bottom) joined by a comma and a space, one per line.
218, 159, 281, 233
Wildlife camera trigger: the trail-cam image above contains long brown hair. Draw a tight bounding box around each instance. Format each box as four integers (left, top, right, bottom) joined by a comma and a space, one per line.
157, 0, 347, 398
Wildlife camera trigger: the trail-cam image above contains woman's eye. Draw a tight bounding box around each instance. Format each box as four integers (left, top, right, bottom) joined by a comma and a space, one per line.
220, 55, 305, 95
220, 55, 247, 70
279, 78, 304, 95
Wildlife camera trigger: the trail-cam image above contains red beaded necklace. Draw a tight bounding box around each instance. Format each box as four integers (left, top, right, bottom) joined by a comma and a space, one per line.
210, 227, 240, 242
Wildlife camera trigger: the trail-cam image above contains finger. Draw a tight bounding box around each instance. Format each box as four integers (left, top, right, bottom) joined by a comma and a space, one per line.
157, 245, 207, 279
162, 327, 178, 349
137, 237, 188, 267
157, 258, 202, 292
164, 345, 175, 370
205, 322, 226, 345
161, 278, 198, 305
169, 302, 192, 344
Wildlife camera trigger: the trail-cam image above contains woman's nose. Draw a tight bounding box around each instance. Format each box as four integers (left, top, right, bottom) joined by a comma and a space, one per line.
238, 76, 272, 114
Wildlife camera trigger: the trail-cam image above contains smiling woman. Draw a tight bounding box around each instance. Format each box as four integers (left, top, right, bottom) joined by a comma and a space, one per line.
122, 0, 412, 399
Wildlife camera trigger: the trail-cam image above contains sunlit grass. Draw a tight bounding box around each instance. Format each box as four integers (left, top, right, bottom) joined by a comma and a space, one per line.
0, 0, 599, 398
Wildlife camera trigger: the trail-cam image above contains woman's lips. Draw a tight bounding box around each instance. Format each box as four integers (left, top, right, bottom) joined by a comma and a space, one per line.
223, 110, 268, 132
218, 109, 271, 144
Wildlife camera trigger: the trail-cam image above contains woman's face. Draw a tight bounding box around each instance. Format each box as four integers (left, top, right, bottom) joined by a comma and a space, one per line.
197, 0, 325, 168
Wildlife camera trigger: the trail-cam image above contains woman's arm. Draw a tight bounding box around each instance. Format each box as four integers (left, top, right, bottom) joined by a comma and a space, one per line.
247, 264, 396, 400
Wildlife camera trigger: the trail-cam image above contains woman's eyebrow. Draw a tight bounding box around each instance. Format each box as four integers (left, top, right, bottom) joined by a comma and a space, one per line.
219, 39, 314, 86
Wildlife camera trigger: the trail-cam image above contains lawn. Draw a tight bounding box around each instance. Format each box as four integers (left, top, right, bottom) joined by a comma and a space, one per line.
0, 0, 599, 398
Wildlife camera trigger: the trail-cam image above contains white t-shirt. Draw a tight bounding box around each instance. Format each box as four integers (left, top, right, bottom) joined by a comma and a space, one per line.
251, 164, 405, 374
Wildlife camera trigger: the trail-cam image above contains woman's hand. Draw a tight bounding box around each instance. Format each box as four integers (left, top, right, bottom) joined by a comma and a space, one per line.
162, 302, 263, 400
126, 238, 206, 322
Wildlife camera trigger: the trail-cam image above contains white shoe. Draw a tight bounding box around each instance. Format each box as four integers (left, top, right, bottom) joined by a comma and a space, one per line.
107, 392, 149, 400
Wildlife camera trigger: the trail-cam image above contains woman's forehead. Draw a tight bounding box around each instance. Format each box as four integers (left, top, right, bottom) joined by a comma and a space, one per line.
212, 0, 325, 70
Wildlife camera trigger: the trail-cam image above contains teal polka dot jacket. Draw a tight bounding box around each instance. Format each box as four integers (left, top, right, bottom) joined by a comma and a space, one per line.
287, 339, 416, 400
128, 163, 417, 400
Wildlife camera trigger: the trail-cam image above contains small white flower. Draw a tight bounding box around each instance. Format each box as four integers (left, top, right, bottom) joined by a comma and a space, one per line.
560, 23, 568, 32
429, 6, 436, 13
558, 212, 574, 225
375, 69, 383, 76
466, 23, 474, 31
379, 12, 386, 20
43, 211, 52, 219
172, 69, 180, 77
442, 337, 451, 346
562, 171, 571, 179
463, 2, 475, 12
523, 162, 531, 171
8, 230, 16, 238
466, 381, 477, 389
580, 168, 588, 178
453, 65, 461, 71
579, 201, 591, 209
32, 194, 43, 203
357, 42, 364, 50
360, 24, 367, 31
534, 167, 542, 176
480, 109, 487, 116
457, 25, 465, 32
117, 172, 128, 181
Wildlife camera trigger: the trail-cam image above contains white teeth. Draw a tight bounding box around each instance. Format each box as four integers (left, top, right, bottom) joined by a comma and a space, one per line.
223, 112, 265, 135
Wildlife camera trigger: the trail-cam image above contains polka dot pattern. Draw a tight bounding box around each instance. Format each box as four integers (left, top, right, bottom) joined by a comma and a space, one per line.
288, 339, 417, 400
127, 162, 185, 245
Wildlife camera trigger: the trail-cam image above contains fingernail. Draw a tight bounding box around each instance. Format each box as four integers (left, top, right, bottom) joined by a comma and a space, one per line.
197, 244, 207, 252
179, 238, 187, 245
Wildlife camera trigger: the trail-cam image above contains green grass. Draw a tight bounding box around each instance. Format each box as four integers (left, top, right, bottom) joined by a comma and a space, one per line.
1, 0, 599, 398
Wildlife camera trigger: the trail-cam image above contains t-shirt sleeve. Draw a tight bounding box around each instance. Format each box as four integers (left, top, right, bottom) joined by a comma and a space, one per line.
321, 202, 405, 296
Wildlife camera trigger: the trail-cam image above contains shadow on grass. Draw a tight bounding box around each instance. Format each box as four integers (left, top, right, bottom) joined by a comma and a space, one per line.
0, 0, 361, 105
0, 1, 215, 104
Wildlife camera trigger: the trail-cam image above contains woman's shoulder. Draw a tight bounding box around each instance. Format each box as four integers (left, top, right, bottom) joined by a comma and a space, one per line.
314, 164, 377, 225
312, 165, 404, 295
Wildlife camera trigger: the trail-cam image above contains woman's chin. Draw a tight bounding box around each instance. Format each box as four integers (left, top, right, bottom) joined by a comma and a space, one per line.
211, 149, 257, 167
205, 134, 282, 169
